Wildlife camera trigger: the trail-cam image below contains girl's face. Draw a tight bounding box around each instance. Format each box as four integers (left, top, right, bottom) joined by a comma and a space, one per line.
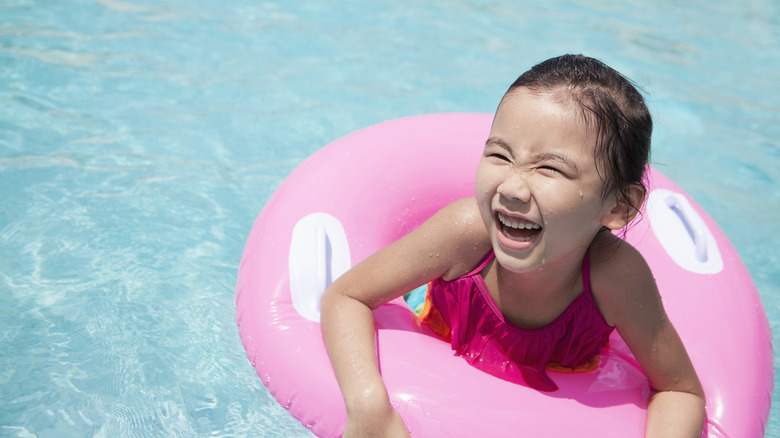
476, 88, 616, 274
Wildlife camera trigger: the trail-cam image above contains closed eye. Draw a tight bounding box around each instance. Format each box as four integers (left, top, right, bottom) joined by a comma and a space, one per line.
489, 152, 510, 162
535, 152, 579, 177
484, 137, 514, 163
539, 165, 562, 173
537, 165, 570, 178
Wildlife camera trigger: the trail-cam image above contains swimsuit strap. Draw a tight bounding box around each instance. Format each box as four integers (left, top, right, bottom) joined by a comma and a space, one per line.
463, 250, 495, 278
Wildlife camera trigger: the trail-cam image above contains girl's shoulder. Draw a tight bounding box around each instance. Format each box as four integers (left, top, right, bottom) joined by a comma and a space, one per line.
436, 197, 484, 227
587, 231, 660, 327
588, 230, 649, 271
429, 197, 492, 280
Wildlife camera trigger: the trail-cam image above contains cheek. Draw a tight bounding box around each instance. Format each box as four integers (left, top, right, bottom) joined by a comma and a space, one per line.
535, 180, 576, 210
474, 161, 495, 197
474, 163, 497, 225
539, 184, 602, 221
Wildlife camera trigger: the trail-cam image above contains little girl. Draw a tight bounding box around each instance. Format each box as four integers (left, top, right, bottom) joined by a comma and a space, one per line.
320, 54, 705, 438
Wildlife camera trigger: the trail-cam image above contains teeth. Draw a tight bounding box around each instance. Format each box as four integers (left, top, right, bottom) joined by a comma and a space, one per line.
497, 212, 541, 230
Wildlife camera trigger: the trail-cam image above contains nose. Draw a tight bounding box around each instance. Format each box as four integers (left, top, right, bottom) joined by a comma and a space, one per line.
497, 171, 531, 203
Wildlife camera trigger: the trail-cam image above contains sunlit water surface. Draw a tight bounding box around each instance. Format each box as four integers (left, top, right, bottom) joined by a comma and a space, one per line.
1, 0, 777, 436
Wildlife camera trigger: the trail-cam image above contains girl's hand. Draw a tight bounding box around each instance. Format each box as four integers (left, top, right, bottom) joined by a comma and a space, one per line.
343, 409, 410, 438
321, 198, 486, 438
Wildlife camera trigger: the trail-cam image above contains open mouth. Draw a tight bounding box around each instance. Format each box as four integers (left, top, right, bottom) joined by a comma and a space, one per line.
497, 212, 541, 242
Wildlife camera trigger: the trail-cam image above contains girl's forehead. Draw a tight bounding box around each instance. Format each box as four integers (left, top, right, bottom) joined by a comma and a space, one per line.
499, 87, 582, 120
495, 89, 597, 151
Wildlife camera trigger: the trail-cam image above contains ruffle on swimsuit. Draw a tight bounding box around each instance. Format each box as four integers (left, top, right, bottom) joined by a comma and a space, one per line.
419, 250, 614, 392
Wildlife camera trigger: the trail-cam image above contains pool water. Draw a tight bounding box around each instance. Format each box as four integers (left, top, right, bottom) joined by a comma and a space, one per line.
1, 0, 777, 436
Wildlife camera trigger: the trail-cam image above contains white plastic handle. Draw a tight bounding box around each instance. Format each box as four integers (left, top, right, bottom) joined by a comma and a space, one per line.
289, 213, 352, 322
648, 189, 723, 274
664, 195, 708, 263
315, 223, 329, 294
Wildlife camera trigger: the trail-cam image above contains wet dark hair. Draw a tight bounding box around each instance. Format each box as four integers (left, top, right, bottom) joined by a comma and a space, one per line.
504, 54, 651, 213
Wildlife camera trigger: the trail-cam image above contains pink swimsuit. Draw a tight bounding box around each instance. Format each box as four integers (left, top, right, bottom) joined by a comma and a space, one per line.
419, 250, 613, 392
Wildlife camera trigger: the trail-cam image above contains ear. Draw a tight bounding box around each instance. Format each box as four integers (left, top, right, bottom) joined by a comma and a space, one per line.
600, 184, 646, 230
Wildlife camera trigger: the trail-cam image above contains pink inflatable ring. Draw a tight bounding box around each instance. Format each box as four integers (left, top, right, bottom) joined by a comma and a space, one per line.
236, 113, 773, 437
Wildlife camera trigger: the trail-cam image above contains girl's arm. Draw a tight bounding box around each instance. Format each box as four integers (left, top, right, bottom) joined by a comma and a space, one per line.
320, 198, 489, 437
590, 236, 706, 438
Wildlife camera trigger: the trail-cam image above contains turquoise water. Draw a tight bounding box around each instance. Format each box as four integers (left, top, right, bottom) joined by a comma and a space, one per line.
1, 0, 777, 436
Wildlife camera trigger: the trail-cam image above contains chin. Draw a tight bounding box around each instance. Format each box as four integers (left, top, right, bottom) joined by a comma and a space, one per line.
492, 246, 542, 274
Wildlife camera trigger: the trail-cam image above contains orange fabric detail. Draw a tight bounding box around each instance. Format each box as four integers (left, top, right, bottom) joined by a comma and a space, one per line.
546, 341, 608, 373
546, 355, 600, 373
418, 290, 452, 342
